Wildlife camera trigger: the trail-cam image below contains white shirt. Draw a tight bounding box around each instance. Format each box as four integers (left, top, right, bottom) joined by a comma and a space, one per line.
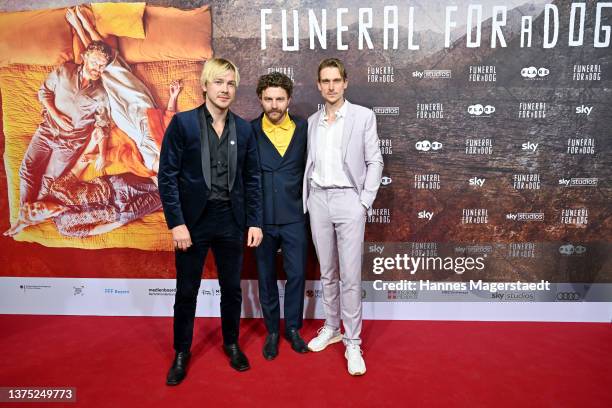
311, 100, 353, 188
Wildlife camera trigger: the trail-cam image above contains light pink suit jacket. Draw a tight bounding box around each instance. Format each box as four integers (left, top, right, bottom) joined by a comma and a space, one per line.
302, 101, 384, 214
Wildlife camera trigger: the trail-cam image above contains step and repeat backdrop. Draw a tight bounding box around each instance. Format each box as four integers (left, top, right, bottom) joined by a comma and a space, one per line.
0, 0, 610, 321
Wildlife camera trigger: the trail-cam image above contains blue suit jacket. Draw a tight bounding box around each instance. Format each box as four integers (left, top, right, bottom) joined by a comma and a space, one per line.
251, 113, 307, 225
159, 104, 263, 231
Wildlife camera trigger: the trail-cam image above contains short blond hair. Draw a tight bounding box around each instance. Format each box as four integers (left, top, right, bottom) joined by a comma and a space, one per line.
200, 58, 240, 87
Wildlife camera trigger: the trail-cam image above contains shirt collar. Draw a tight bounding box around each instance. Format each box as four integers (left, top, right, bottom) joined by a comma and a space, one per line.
321, 99, 349, 124
203, 104, 230, 123
262, 112, 292, 132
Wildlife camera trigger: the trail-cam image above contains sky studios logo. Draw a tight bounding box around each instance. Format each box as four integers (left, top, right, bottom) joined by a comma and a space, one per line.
521, 66, 550, 79
521, 141, 538, 152
513, 174, 541, 190
469, 177, 485, 187
506, 212, 544, 222
418, 210, 434, 221
373, 106, 399, 116
454, 244, 492, 255
267, 66, 294, 80
575, 105, 593, 116
412, 69, 451, 79
465, 138, 492, 155
567, 138, 595, 154
414, 174, 440, 189
573, 64, 601, 81
368, 65, 394, 83
561, 208, 589, 226
558, 177, 598, 187
467, 104, 495, 117
367, 208, 391, 224
468, 65, 496, 82
462, 209, 488, 224
518, 102, 547, 119
416, 103, 443, 119
415, 140, 443, 152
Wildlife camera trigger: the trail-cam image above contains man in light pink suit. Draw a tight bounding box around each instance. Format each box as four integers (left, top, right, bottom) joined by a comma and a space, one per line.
303, 58, 384, 376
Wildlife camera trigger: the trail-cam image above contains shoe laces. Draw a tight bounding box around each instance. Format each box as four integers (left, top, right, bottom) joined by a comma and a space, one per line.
346, 344, 363, 355
316, 326, 332, 337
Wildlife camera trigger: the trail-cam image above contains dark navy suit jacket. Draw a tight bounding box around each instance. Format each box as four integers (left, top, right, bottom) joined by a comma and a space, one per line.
159, 104, 262, 231
251, 113, 307, 225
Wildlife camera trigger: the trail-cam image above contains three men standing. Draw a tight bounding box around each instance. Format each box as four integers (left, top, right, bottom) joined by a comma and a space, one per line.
159, 57, 382, 382
304, 58, 384, 376
252, 73, 309, 359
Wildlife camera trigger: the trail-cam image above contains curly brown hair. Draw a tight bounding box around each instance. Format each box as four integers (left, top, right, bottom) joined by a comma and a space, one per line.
84, 40, 113, 63
256, 72, 293, 98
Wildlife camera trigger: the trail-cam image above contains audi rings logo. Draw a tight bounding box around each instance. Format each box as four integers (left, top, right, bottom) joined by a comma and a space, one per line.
559, 244, 587, 255
381, 176, 392, 186
556, 292, 581, 301
521, 66, 550, 79
468, 104, 495, 116
415, 140, 443, 151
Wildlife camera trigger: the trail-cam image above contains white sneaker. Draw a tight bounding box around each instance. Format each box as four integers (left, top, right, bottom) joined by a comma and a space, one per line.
307, 326, 342, 352
345, 344, 366, 376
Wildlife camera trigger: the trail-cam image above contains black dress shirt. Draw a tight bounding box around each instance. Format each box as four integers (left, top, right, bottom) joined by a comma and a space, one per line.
203, 106, 230, 202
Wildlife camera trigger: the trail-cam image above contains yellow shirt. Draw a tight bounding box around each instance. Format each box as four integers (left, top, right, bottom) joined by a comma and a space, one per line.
262, 113, 295, 157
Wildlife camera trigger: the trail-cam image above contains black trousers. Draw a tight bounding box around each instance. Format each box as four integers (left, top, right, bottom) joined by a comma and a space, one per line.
255, 221, 307, 334
173, 201, 244, 352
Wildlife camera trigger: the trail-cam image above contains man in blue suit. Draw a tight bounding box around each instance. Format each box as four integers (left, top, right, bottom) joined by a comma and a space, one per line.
159, 58, 263, 385
251, 72, 308, 360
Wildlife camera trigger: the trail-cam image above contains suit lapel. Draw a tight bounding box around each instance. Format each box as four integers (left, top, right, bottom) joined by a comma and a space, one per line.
255, 116, 284, 168
228, 112, 237, 192
280, 113, 301, 163
341, 103, 354, 160
197, 106, 211, 189
309, 110, 323, 162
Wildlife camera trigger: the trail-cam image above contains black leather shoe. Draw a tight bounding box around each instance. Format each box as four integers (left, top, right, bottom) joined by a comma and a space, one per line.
263, 333, 279, 360
223, 343, 250, 371
285, 328, 308, 353
166, 351, 191, 385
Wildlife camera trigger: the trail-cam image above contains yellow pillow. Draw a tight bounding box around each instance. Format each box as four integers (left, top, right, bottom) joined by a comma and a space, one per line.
118, 5, 213, 64
91, 2, 146, 39
0, 9, 73, 67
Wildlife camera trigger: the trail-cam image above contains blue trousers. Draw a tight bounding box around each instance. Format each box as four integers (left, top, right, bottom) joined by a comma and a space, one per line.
255, 221, 307, 334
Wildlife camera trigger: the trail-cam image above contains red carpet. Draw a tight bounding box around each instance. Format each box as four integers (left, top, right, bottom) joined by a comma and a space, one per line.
0, 315, 610, 407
